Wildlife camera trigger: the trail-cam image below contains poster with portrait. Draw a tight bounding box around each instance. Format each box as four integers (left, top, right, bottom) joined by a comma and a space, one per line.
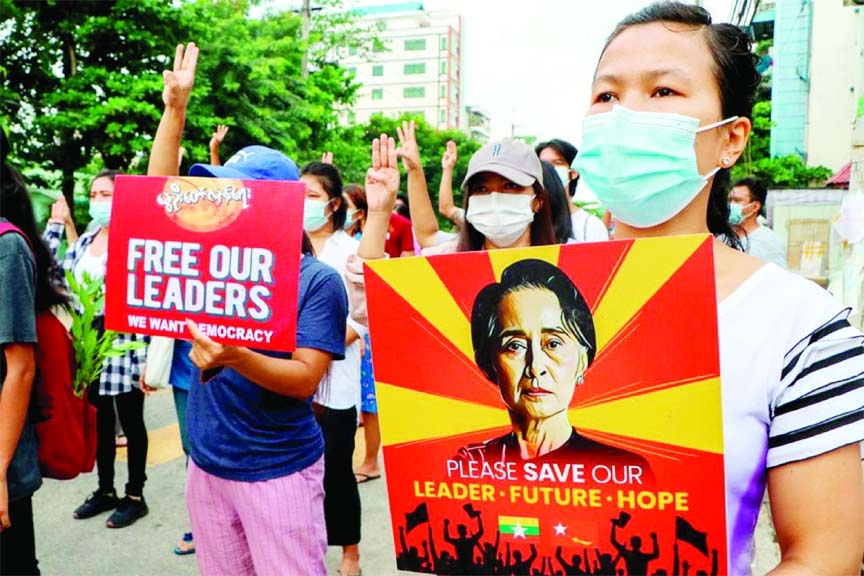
104, 175, 304, 351
365, 235, 726, 575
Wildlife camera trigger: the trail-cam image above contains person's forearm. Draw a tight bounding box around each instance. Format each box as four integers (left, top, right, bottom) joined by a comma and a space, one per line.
225, 347, 324, 401
0, 353, 35, 477
209, 146, 221, 166
358, 212, 389, 260
149, 105, 187, 177
406, 166, 439, 247
64, 221, 79, 245
438, 167, 457, 216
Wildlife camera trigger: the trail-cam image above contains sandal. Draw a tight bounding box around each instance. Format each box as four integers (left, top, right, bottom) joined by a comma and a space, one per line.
174, 532, 195, 556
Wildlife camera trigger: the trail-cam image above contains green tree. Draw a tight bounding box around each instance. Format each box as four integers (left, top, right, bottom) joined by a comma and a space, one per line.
316, 113, 481, 229
733, 100, 832, 188
2, 0, 187, 206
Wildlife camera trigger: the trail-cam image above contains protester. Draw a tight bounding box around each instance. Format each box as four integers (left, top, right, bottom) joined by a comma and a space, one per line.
346, 134, 557, 329
149, 42, 347, 576
301, 160, 365, 576
0, 135, 68, 575
343, 183, 368, 240
535, 138, 608, 243
44, 169, 151, 529
571, 3, 864, 573
729, 176, 787, 269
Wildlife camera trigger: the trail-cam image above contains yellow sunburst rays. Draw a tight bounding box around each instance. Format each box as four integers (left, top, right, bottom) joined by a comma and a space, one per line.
487, 245, 562, 280
569, 376, 723, 454
590, 235, 710, 352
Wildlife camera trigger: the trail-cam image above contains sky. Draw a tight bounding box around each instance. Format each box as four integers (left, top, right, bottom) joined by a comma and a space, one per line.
263, 0, 736, 144
418, 0, 735, 144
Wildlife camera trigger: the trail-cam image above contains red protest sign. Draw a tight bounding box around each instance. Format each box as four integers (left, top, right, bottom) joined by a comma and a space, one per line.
365, 236, 728, 575
104, 175, 303, 351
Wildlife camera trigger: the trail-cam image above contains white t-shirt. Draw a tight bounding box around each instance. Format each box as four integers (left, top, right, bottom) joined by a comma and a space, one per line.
719, 263, 864, 574
315, 230, 364, 410
570, 209, 609, 243
743, 226, 787, 269
73, 244, 106, 284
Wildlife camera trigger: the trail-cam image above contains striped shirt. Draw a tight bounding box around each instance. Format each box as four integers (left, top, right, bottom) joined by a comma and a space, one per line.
719, 263, 864, 575
44, 221, 148, 396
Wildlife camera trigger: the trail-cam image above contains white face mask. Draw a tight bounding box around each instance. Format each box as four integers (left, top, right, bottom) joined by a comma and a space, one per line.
466, 192, 536, 248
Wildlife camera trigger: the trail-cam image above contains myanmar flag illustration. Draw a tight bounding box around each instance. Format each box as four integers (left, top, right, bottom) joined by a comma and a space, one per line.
366, 236, 729, 573
499, 516, 540, 538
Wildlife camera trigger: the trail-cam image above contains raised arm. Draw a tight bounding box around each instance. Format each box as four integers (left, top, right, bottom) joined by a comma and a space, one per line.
357, 134, 399, 261
443, 518, 455, 546
47, 195, 78, 246
610, 522, 625, 554
767, 444, 864, 575
396, 120, 439, 248
399, 526, 409, 556
148, 43, 198, 177
649, 532, 659, 560
555, 545, 572, 571
438, 140, 463, 227
208, 124, 229, 166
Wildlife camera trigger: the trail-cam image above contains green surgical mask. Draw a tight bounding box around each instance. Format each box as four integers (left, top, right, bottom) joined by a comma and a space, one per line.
303, 198, 330, 232
574, 105, 737, 228
88, 201, 112, 227
343, 209, 358, 230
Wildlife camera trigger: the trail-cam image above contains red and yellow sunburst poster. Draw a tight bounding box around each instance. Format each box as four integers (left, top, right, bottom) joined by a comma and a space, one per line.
365, 235, 727, 576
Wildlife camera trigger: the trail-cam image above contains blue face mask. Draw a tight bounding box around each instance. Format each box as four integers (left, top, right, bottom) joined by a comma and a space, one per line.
573, 105, 737, 228
88, 201, 112, 228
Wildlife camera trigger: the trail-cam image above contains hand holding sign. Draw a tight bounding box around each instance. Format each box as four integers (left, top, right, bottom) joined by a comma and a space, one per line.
162, 43, 199, 110
366, 134, 400, 214
186, 318, 238, 378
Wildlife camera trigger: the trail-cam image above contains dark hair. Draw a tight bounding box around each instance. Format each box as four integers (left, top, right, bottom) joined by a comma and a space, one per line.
540, 161, 575, 243
535, 139, 579, 197
300, 162, 346, 230
395, 193, 410, 220
301, 231, 315, 256
91, 169, 119, 187
0, 160, 69, 312
471, 259, 595, 384
343, 183, 368, 236
732, 176, 767, 216
604, 2, 760, 249
458, 180, 557, 252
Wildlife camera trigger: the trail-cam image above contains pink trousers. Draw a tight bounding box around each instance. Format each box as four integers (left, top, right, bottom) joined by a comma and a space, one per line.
186, 457, 327, 576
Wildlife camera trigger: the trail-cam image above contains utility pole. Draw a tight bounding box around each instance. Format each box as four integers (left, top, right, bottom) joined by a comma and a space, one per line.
301, 0, 310, 78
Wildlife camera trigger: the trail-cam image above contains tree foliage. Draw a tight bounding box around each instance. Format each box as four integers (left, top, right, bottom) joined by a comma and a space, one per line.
733, 100, 832, 188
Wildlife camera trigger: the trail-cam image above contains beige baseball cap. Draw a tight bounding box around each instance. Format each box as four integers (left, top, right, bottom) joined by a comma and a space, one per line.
461, 140, 545, 189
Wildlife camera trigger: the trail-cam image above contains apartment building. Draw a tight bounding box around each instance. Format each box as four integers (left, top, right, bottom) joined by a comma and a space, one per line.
339, 2, 464, 130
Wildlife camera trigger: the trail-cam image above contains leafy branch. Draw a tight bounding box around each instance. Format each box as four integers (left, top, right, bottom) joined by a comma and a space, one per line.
65, 270, 146, 398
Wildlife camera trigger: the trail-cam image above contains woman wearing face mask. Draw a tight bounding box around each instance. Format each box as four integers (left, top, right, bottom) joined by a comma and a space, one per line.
300, 161, 365, 576
343, 136, 557, 330
43, 170, 151, 529
573, 3, 864, 574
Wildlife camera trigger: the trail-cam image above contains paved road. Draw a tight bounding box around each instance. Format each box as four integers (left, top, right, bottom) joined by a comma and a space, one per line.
30, 388, 780, 575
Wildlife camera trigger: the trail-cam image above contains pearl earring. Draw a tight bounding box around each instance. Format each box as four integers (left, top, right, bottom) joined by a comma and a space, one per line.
722, 157, 731, 167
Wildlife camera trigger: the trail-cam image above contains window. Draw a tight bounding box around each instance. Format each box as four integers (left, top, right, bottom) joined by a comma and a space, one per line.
440, 36, 447, 51
372, 65, 384, 77
440, 85, 446, 99
404, 38, 426, 51
404, 86, 425, 98
404, 63, 425, 75
440, 109, 446, 124
349, 46, 358, 56
347, 67, 356, 76
372, 88, 383, 100
440, 61, 447, 75
348, 111, 356, 123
